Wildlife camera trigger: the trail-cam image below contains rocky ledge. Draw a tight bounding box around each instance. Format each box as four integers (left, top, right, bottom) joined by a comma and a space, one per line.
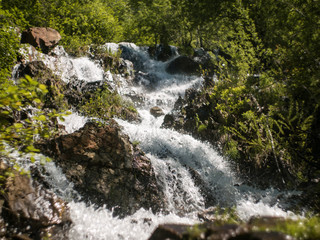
38, 120, 165, 216
149, 216, 295, 240
0, 160, 71, 239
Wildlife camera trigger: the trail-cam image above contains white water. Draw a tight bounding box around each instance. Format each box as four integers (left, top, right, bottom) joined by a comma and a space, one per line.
15, 44, 300, 239
58, 112, 88, 134
16, 45, 105, 83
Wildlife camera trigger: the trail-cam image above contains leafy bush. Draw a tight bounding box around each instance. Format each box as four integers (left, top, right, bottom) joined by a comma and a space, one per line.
79, 85, 137, 121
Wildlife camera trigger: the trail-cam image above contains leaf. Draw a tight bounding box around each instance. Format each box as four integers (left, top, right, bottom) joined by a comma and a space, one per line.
30, 156, 36, 163
38, 84, 47, 91
38, 115, 47, 121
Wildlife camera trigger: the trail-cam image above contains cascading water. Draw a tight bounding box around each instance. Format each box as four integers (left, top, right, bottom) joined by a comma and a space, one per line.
114, 45, 298, 220
13, 43, 300, 239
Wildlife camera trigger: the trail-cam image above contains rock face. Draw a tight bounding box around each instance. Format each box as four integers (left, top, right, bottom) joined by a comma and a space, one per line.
165, 48, 216, 77
166, 56, 200, 75
38, 120, 165, 216
21, 27, 61, 54
0, 160, 71, 239
162, 88, 221, 144
148, 44, 177, 62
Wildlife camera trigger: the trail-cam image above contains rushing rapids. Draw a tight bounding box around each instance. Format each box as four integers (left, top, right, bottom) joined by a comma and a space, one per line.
12, 43, 300, 239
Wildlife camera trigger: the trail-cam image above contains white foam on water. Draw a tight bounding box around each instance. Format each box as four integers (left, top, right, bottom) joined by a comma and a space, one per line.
17, 45, 104, 83
71, 57, 104, 82
68, 202, 197, 240
58, 112, 88, 134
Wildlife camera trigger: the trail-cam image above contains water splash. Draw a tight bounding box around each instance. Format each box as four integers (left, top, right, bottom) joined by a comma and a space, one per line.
17, 46, 104, 83
58, 112, 88, 134
68, 202, 197, 240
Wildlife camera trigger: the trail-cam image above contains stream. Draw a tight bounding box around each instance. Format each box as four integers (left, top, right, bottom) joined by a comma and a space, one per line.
14, 43, 299, 240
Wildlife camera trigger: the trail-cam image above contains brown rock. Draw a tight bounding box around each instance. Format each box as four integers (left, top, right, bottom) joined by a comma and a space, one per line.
0, 160, 71, 239
38, 120, 165, 216
150, 106, 165, 118
148, 224, 191, 240
21, 27, 61, 54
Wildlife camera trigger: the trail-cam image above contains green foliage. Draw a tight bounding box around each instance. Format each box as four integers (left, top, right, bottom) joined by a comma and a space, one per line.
0, 76, 60, 155
188, 0, 320, 186
1, 0, 125, 55
90, 45, 123, 74
132, 140, 140, 147
0, 5, 20, 74
79, 85, 137, 121
187, 224, 206, 240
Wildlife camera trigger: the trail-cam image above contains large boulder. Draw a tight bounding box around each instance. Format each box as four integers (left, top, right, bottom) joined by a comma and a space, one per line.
38, 120, 165, 216
119, 42, 147, 72
148, 217, 294, 240
0, 160, 71, 239
148, 44, 178, 62
150, 106, 165, 118
148, 224, 191, 240
166, 56, 200, 75
21, 27, 61, 54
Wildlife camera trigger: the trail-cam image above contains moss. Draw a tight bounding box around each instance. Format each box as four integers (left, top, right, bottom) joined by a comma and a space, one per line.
254, 216, 320, 240
197, 124, 207, 133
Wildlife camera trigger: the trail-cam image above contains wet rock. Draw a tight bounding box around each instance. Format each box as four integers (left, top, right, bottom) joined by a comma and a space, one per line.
248, 216, 286, 228
149, 223, 246, 240
91, 46, 135, 79
148, 44, 177, 62
38, 120, 165, 216
162, 88, 222, 146
296, 181, 320, 212
162, 114, 185, 131
188, 168, 216, 208
198, 207, 219, 222
16, 61, 139, 122
150, 106, 165, 117
173, 96, 186, 110
0, 160, 71, 239
148, 218, 297, 240
166, 56, 201, 75
21, 27, 61, 54
17, 61, 67, 110
119, 43, 147, 72
17, 60, 50, 77
64, 78, 104, 106
64, 78, 141, 122
162, 114, 176, 128
148, 224, 191, 240
229, 231, 293, 240
193, 48, 215, 75
206, 224, 246, 240
134, 71, 160, 90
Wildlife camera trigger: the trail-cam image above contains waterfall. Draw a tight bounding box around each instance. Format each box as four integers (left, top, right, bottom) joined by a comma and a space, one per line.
14, 43, 299, 240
